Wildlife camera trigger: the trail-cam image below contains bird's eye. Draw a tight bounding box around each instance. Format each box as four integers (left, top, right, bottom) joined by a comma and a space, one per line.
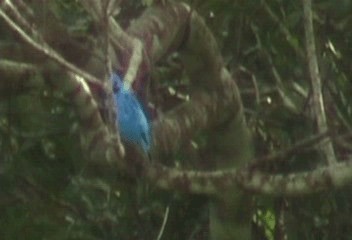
113, 81, 120, 92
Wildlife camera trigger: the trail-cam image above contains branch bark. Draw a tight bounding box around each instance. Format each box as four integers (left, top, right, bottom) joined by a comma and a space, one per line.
146, 158, 352, 196
302, 0, 337, 164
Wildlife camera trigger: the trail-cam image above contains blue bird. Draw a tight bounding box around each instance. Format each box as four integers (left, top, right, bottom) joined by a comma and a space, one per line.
111, 73, 151, 154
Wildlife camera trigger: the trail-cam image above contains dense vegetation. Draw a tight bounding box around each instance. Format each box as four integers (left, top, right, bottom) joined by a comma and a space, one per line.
0, 0, 351, 239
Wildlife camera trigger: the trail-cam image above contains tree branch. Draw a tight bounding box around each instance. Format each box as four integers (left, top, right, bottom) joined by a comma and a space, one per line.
146, 158, 352, 196
0, 59, 40, 94
0, 1, 103, 87
0, 2, 125, 167
302, 0, 337, 164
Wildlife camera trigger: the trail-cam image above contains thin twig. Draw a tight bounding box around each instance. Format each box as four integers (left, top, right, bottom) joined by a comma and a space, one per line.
0, 59, 37, 75
2, 0, 38, 38
237, 66, 260, 106
12, 0, 35, 18
262, 0, 305, 59
255, 130, 330, 164
156, 206, 170, 240
0, 4, 103, 87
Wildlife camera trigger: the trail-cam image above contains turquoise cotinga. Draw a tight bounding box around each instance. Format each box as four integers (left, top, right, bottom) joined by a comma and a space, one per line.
111, 73, 151, 154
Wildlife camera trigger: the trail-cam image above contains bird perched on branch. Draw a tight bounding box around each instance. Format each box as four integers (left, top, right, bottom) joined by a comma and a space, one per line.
111, 72, 152, 155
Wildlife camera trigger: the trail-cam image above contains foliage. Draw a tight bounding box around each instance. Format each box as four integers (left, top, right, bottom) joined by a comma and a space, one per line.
203, 0, 352, 239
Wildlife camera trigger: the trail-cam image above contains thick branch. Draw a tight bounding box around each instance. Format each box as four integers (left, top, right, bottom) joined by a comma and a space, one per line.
146, 158, 352, 196
153, 77, 241, 155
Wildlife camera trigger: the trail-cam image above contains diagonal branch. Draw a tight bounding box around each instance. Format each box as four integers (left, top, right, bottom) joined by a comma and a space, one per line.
0, 2, 103, 87
0, 3, 125, 167
54, 71, 125, 167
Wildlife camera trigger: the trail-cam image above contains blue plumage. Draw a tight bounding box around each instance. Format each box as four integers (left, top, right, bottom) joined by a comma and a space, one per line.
111, 73, 151, 154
